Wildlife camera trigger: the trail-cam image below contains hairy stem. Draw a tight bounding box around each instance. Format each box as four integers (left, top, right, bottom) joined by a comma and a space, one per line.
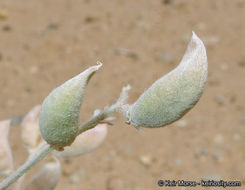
0, 143, 53, 190
78, 85, 131, 134
0, 85, 130, 190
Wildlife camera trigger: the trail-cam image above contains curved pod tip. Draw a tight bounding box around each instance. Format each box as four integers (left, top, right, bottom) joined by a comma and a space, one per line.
39, 63, 102, 150
126, 32, 208, 127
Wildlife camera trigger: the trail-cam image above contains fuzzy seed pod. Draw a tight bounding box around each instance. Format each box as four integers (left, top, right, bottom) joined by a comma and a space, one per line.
0, 120, 13, 177
39, 63, 102, 150
21, 105, 42, 153
125, 32, 208, 127
54, 109, 108, 157
26, 156, 61, 190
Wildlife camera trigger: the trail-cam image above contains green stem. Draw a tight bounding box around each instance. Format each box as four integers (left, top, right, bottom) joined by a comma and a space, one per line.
0, 85, 130, 190
0, 143, 53, 190
78, 85, 131, 134
78, 106, 116, 133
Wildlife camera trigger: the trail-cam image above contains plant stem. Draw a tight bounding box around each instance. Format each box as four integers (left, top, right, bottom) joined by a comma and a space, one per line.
0, 143, 53, 190
0, 85, 130, 190
78, 85, 131, 134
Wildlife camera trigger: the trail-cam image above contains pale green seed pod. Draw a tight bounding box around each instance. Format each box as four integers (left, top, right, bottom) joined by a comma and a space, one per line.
53, 109, 109, 157
125, 32, 208, 127
39, 63, 102, 150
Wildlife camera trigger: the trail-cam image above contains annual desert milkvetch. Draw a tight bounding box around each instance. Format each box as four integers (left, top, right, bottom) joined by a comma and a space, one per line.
0, 31, 209, 190
122, 32, 208, 127
39, 62, 102, 150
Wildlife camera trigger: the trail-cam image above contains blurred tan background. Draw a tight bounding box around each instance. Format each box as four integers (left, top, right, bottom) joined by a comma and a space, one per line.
0, 0, 245, 189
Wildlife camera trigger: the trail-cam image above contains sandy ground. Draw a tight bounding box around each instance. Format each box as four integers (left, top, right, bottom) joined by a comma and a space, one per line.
0, 0, 245, 189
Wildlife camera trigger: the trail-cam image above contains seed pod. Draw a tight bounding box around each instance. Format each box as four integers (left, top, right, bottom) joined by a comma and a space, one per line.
54, 109, 109, 157
26, 156, 61, 190
125, 32, 208, 127
21, 105, 42, 153
39, 63, 102, 150
54, 123, 107, 157
0, 120, 13, 177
